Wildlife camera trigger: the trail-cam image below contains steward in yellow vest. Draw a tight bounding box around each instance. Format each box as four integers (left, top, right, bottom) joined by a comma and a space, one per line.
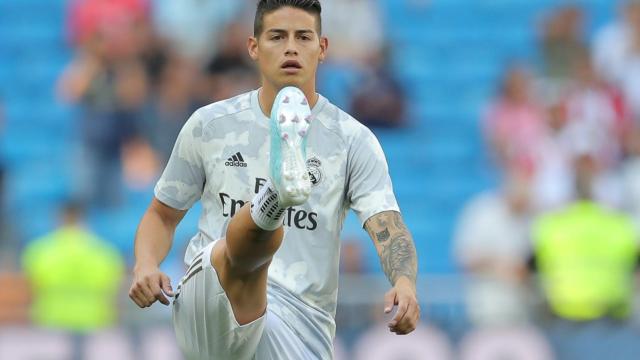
533, 154, 638, 321
22, 202, 125, 331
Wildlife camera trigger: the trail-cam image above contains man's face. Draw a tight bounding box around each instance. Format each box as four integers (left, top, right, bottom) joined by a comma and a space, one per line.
249, 7, 327, 91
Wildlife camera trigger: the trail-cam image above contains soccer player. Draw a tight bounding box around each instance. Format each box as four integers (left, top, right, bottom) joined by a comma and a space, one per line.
129, 0, 420, 359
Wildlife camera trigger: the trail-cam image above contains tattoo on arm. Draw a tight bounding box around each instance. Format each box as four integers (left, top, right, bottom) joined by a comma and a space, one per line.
376, 228, 390, 243
365, 211, 417, 285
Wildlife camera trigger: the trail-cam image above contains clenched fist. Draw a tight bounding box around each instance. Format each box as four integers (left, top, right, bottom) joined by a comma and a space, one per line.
129, 264, 174, 308
384, 277, 420, 335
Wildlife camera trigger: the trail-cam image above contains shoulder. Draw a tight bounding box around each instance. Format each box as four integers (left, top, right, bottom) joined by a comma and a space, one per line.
23, 235, 50, 256
193, 90, 255, 129
22, 231, 59, 265
315, 96, 377, 147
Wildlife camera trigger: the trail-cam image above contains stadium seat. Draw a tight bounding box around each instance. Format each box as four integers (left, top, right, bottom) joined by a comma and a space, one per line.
140, 327, 182, 360
84, 329, 134, 360
0, 327, 73, 360
459, 326, 555, 360
352, 325, 454, 360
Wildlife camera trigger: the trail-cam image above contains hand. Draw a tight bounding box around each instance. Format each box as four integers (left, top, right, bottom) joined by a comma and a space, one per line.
383, 277, 420, 335
129, 264, 174, 308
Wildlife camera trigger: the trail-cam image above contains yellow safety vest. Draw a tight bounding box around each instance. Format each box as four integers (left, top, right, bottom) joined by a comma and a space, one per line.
22, 226, 125, 332
534, 201, 637, 321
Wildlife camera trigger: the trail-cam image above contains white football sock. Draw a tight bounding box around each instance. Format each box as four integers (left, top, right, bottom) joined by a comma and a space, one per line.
250, 179, 287, 231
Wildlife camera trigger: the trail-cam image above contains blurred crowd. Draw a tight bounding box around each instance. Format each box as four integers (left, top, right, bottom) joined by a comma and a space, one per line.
4, 0, 640, 359
54, 0, 405, 209
454, 1, 640, 358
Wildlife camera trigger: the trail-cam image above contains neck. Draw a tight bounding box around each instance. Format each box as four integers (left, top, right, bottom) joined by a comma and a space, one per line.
258, 82, 318, 117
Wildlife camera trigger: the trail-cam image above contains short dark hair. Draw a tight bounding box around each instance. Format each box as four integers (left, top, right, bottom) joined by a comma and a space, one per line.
254, 0, 322, 36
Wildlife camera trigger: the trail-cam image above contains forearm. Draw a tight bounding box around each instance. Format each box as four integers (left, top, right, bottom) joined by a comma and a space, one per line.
134, 201, 182, 268
381, 232, 418, 286
134, 213, 174, 268
366, 211, 418, 286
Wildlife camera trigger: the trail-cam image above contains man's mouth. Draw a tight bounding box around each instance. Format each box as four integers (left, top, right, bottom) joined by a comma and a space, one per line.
281, 60, 302, 70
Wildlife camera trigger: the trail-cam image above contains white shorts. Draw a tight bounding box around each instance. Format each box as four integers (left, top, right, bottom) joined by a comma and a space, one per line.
172, 241, 321, 360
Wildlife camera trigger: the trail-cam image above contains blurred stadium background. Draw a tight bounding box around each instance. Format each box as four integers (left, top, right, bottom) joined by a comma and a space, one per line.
2, 0, 640, 359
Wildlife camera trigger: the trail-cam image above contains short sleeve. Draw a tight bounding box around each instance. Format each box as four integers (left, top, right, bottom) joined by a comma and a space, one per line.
347, 126, 400, 226
154, 109, 206, 210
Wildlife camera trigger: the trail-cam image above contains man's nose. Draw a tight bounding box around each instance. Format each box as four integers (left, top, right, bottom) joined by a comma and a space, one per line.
285, 39, 298, 56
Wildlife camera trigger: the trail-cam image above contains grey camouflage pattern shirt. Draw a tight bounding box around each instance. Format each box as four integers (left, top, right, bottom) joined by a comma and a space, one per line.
155, 89, 399, 351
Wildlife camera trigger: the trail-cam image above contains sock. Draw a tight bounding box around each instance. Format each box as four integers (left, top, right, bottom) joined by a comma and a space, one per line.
250, 179, 287, 231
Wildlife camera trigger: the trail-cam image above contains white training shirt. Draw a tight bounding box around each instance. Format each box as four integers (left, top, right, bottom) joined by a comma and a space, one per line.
154, 89, 399, 357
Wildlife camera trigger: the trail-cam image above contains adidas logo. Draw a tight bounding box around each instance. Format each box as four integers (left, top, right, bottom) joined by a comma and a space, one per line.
225, 152, 247, 167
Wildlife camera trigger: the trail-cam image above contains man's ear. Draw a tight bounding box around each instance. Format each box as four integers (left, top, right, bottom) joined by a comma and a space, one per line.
248, 36, 259, 61
319, 36, 329, 63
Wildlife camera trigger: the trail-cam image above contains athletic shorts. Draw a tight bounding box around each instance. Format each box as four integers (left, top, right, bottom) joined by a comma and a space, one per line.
172, 241, 321, 360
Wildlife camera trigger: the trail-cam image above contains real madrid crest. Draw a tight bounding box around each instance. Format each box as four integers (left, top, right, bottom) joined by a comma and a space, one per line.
306, 157, 323, 186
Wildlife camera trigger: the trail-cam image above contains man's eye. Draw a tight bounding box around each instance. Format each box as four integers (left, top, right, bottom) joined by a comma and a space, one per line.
271, 36, 282, 40
300, 35, 311, 40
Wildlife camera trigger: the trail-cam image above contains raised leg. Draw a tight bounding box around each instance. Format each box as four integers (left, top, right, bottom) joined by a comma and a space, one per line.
211, 87, 312, 325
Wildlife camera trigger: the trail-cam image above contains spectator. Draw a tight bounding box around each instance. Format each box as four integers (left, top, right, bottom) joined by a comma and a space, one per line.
59, 5, 152, 206
21, 201, 125, 359
454, 171, 532, 327
204, 21, 259, 102
563, 53, 630, 169
592, 0, 640, 120
317, 0, 385, 109
592, 0, 640, 83
349, 50, 407, 128
529, 96, 579, 212
141, 54, 199, 165
67, 0, 148, 48
152, 0, 245, 65
532, 153, 640, 358
540, 5, 588, 84
532, 91, 625, 212
321, 0, 384, 65
484, 66, 547, 176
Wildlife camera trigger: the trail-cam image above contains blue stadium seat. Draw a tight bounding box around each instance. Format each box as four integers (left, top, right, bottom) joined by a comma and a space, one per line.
13, 204, 60, 243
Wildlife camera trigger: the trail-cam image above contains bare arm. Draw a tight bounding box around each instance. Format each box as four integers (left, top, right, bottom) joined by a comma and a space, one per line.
365, 210, 418, 286
364, 210, 419, 334
134, 198, 186, 267
130, 198, 186, 308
